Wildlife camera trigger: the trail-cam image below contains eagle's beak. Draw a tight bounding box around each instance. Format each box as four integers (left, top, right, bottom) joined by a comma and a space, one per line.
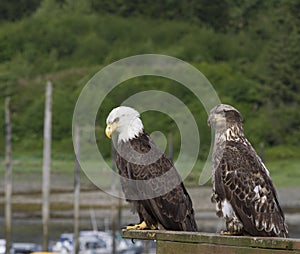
208, 114, 226, 127
207, 114, 213, 126
105, 123, 117, 139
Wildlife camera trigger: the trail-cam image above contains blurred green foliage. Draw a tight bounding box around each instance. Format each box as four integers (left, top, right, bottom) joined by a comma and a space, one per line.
0, 0, 299, 160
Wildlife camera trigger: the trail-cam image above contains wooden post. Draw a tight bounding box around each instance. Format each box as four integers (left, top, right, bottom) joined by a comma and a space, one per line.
117, 185, 122, 232
5, 97, 12, 254
111, 141, 116, 192
122, 230, 300, 254
42, 80, 52, 251
89, 208, 98, 231
111, 142, 116, 254
111, 206, 117, 254
73, 125, 80, 254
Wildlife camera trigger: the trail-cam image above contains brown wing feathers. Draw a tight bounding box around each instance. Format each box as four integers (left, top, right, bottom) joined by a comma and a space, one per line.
221, 141, 288, 237
116, 131, 197, 231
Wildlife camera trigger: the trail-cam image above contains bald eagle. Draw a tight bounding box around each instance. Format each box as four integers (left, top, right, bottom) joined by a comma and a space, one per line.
105, 106, 197, 231
208, 104, 288, 237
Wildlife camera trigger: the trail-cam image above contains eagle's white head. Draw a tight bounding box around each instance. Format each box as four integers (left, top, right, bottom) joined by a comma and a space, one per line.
105, 106, 144, 142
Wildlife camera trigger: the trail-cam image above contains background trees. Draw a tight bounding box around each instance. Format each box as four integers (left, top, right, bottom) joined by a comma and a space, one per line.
0, 0, 299, 159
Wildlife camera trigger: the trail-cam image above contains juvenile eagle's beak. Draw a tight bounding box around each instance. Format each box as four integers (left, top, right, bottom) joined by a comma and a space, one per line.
105, 123, 117, 139
208, 114, 226, 127
207, 114, 214, 126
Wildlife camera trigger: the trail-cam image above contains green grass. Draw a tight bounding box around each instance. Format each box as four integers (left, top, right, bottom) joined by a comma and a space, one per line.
265, 159, 300, 187
184, 159, 300, 188
1, 157, 299, 190
177, 158, 300, 188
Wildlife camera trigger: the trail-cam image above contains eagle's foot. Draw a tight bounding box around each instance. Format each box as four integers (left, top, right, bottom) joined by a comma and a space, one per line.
126, 221, 157, 230
148, 224, 158, 230
220, 230, 242, 236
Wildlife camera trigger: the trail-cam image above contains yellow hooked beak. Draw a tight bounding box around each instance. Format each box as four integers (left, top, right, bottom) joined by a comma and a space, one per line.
105, 123, 118, 139
208, 114, 226, 127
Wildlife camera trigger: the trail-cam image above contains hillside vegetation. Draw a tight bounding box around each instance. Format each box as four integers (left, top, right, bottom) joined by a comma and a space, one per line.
0, 0, 299, 160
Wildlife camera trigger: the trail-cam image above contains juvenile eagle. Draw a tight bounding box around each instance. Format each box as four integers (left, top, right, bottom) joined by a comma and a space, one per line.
208, 104, 288, 237
105, 106, 197, 231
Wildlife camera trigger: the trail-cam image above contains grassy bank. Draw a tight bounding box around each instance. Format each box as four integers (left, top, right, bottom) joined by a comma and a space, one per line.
0, 157, 299, 190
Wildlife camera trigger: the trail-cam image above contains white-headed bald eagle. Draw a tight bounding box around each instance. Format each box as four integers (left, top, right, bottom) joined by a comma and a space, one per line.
105, 106, 198, 231
208, 104, 288, 237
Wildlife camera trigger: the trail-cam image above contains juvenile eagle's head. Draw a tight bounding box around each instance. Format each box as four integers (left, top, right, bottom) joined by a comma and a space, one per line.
105, 106, 144, 142
208, 104, 243, 131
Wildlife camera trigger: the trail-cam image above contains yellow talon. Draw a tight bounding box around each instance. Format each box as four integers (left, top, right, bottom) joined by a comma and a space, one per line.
220, 230, 241, 236
125, 221, 157, 230
149, 225, 158, 230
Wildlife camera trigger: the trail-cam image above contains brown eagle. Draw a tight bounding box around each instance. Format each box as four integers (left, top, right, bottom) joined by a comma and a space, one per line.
105, 106, 197, 231
208, 104, 288, 237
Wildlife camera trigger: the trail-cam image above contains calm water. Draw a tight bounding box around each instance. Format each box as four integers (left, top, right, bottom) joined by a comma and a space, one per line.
1, 214, 299, 246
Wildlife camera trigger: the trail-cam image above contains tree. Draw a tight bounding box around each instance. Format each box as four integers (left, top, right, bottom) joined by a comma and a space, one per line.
0, 0, 41, 21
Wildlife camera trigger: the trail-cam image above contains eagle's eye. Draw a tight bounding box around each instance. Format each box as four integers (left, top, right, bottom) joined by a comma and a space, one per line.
113, 117, 119, 123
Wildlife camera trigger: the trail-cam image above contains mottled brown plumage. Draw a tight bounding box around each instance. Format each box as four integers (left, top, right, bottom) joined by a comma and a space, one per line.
208, 104, 288, 237
106, 106, 197, 232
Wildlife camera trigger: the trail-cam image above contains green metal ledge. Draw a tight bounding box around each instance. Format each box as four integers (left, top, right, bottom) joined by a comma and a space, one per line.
122, 230, 300, 254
